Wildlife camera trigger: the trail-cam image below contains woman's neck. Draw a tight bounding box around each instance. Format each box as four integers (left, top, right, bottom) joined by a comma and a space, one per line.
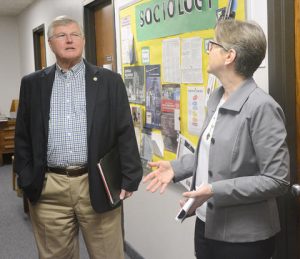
219, 73, 246, 100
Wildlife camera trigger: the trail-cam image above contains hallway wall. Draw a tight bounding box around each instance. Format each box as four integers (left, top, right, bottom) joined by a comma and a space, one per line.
17, 0, 84, 77
0, 0, 84, 114
0, 16, 21, 115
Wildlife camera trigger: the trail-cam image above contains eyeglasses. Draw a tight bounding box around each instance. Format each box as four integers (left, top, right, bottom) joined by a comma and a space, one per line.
49, 32, 82, 41
206, 40, 229, 52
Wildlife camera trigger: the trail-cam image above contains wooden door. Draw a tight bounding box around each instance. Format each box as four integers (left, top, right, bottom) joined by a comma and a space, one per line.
94, 2, 116, 71
39, 33, 46, 69
33, 24, 47, 70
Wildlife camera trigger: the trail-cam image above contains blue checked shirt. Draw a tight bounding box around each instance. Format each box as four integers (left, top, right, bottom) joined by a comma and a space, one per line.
47, 59, 88, 167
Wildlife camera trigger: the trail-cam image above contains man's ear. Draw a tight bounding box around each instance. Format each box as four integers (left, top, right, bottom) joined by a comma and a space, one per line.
224, 49, 237, 65
48, 40, 53, 51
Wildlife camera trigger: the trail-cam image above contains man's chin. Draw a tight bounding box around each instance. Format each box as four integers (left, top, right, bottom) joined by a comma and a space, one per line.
61, 55, 81, 62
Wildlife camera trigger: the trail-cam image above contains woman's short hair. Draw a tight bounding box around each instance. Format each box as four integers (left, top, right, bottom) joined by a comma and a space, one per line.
215, 19, 266, 78
47, 16, 84, 40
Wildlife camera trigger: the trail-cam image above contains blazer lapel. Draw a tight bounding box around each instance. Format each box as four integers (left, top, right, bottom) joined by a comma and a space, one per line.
40, 65, 56, 138
85, 61, 101, 139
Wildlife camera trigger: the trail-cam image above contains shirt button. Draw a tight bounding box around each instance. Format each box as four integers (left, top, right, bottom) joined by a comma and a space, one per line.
211, 138, 215, 144
207, 202, 214, 210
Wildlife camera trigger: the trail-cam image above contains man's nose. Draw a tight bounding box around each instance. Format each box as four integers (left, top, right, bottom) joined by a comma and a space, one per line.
65, 34, 73, 42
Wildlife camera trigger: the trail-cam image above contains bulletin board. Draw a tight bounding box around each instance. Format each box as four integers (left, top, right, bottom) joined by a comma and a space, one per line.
118, 0, 245, 165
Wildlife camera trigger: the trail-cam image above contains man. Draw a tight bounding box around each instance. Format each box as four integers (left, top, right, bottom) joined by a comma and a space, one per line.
14, 16, 142, 259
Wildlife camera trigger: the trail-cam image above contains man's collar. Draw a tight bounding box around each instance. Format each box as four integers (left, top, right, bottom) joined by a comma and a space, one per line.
56, 59, 84, 75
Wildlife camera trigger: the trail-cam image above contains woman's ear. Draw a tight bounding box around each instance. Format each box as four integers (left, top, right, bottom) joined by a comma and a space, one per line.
224, 49, 237, 65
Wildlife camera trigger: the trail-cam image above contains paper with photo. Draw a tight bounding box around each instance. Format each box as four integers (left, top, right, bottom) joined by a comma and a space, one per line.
124, 66, 145, 104
145, 65, 161, 128
161, 84, 180, 153
131, 106, 143, 128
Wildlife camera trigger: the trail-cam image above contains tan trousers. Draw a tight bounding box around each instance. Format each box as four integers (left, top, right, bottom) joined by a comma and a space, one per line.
29, 172, 124, 259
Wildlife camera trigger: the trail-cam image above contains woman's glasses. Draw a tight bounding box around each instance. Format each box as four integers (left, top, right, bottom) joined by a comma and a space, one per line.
206, 40, 229, 52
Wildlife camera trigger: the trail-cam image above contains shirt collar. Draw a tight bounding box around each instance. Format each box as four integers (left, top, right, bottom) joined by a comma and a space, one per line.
56, 59, 85, 76
211, 78, 257, 112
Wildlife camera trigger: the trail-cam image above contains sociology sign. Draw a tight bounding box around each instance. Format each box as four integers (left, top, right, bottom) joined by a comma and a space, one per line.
136, 0, 217, 41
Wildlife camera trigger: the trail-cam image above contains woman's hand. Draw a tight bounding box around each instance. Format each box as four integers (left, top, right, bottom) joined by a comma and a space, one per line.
181, 184, 214, 215
143, 161, 175, 194
119, 189, 133, 200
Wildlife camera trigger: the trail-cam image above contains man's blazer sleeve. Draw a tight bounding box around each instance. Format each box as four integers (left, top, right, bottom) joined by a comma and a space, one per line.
14, 75, 33, 187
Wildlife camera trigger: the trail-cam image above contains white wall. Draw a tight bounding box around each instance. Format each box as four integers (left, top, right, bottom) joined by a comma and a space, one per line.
246, 0, 269, 93
17, 0, 84, 77
0, 0, 84, 114
0, 16, 21, 115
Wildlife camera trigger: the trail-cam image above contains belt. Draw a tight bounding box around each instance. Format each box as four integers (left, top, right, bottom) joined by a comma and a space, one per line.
47, 166, 88, 177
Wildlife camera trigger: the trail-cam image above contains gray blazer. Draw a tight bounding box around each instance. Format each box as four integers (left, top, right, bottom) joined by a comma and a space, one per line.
171, 78, 290, 242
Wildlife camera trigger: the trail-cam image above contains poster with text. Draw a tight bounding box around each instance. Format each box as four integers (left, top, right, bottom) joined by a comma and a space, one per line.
161, 84, 180, 152
145, 65, 161, 128
130, 106, 143, 128
187, 86, 205, 136
124, 66, 145, 104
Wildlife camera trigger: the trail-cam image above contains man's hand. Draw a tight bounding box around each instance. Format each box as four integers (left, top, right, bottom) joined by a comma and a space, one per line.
119, 189, 133, 200
143, 161, 174, 194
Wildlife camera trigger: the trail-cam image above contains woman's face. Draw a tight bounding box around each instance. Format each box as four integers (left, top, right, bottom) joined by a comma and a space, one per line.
206, 40, 228, 76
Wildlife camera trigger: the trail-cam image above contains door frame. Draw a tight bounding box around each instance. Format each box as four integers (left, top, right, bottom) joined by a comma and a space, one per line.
83, 0, 112, 65
32, 24, 46, 71
267, 0, 297, 258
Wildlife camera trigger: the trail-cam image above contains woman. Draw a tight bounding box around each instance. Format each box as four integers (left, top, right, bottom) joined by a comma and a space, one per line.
143, 19, 289, 259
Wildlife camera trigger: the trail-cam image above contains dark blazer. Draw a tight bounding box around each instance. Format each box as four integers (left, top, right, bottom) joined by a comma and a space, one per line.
14, 60, 143, 213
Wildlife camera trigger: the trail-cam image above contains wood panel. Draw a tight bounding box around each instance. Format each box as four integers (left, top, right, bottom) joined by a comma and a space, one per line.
39, 33, 46, 68
33, 24, 46, 71
0, 120, 16, 165
295, 0, 300, 257
94, 3, 116, 71
296, 0, 300, 168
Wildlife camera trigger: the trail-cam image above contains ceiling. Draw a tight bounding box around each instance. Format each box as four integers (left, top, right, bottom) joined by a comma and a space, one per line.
0, 0, 37, 16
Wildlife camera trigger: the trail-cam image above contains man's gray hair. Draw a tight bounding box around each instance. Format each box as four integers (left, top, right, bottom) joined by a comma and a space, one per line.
47, 15, 84, 39
215, 19, 267, 78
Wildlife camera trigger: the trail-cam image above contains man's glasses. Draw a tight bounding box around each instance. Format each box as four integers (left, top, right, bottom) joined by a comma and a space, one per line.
49, 32, 82, 41
206, 40, 229, 52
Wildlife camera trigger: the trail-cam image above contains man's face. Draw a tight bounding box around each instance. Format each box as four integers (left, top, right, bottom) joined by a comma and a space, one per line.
48, 22, 85, 65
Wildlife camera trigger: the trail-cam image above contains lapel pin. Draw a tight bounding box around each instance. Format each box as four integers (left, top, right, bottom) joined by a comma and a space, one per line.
93, 77, 98, 81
